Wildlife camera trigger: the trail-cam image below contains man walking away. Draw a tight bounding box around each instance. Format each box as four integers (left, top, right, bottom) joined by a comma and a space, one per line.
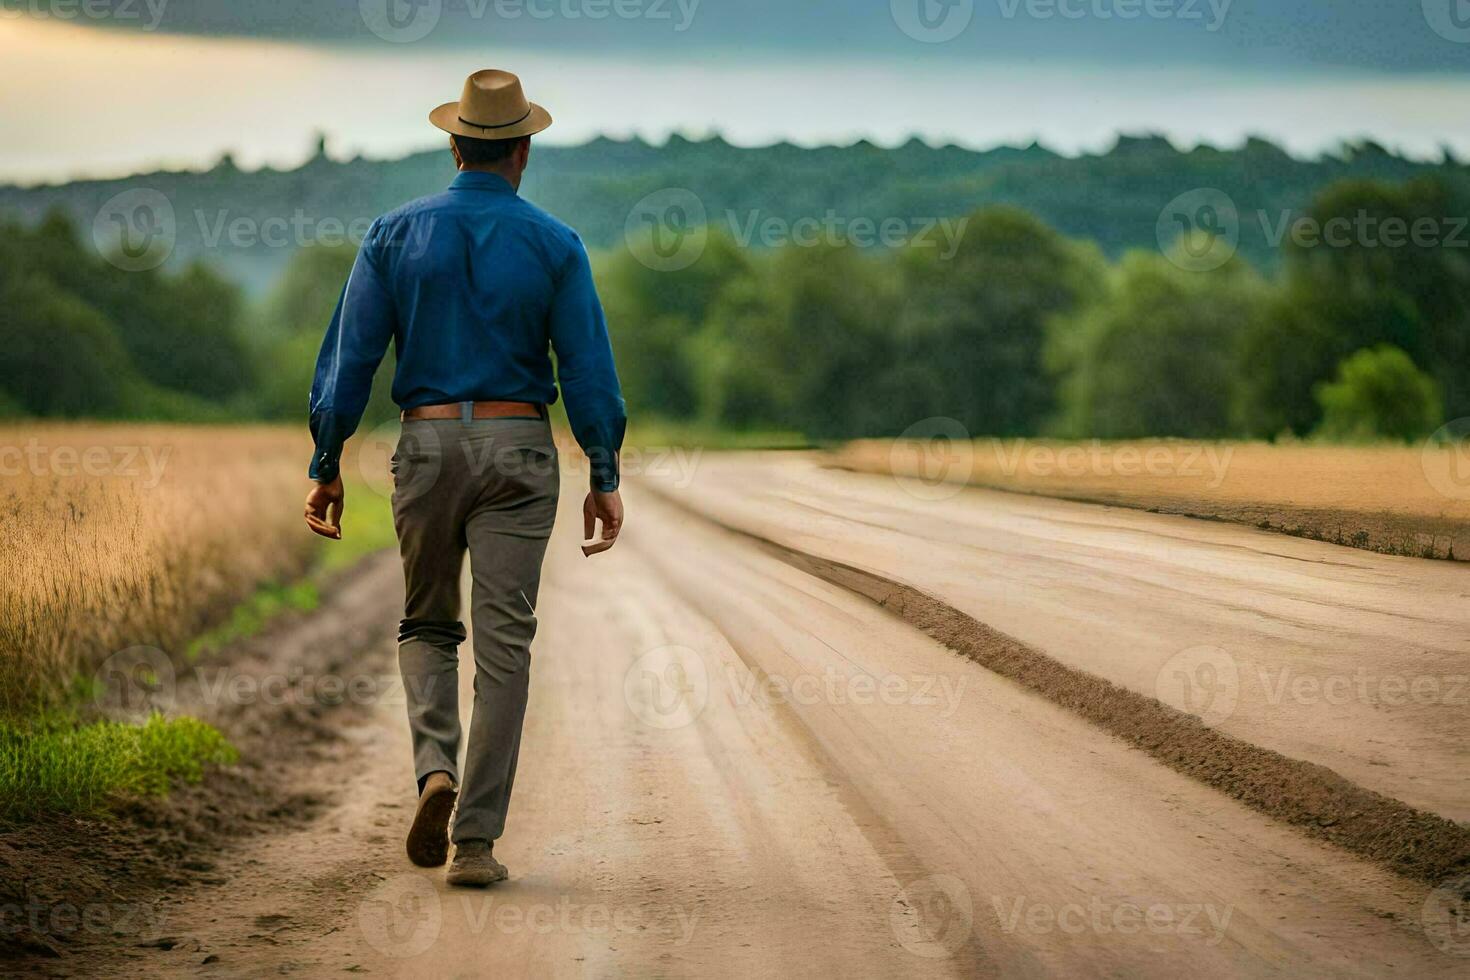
302, 69, 626, 887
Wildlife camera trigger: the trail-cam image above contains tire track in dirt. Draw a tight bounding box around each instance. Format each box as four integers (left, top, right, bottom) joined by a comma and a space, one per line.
647, 483, 1470, 886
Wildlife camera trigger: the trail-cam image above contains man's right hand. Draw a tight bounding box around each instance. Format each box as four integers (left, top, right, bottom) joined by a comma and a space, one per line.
581, 489, 623, 556
305, 476, 345, 540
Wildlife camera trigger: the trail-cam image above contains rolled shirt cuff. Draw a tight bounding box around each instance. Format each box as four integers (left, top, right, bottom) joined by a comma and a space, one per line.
586, 446, 620, 492
580, 415, 626, 492
308, 409, 349, 483
309, 445, 342, 483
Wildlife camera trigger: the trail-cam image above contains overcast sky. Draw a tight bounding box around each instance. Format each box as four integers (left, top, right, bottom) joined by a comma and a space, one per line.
4, 1, 1469, 183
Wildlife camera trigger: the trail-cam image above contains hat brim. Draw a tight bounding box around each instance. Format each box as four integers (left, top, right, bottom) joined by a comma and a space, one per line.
429, 101, 552, 139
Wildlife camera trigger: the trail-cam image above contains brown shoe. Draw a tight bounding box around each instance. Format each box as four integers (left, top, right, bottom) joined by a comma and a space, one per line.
405, 771, 457, 867
445, 840, 507, 887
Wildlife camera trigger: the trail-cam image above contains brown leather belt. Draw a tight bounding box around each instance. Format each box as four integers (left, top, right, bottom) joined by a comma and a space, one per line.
400, 400, 543, 422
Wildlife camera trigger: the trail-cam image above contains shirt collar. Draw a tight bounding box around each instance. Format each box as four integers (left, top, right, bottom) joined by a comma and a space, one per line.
449, 171, 516, 194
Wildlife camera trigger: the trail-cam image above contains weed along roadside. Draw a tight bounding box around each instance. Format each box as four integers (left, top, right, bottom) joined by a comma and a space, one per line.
0, 424, 399, 964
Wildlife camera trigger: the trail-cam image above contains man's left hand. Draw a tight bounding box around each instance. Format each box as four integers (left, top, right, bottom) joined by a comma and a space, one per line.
305, 476, 345, 540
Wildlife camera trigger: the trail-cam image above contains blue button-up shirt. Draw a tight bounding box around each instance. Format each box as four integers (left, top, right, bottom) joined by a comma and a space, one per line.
308, 171, 626, 491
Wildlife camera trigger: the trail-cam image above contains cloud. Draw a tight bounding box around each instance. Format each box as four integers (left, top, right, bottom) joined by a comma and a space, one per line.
30, 0, 1470, 73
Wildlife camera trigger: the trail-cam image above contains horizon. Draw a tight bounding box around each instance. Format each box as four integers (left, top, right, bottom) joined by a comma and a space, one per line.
4, 124, 1459, 192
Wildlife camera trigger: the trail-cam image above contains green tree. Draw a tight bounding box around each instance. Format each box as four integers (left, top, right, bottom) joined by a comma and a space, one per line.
4, 211, 256, 407
686, 260, 790, 429
1313, 345, 1443, 443
1048, 252, 1267, 439
0, 273, 133, 417
897, 207, 1104, 438
1236, 176, 1470, 436
597, 229, 755, 420
768, 241, 899, 438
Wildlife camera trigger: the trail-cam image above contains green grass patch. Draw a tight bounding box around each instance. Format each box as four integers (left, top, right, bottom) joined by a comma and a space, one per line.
186, 579, 319, 661
319, 478, 397, 572
0, 713, 237, 820
185, 479, 397, 658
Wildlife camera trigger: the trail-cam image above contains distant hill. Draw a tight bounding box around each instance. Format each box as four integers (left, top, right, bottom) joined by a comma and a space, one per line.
1, 133, 1462, 296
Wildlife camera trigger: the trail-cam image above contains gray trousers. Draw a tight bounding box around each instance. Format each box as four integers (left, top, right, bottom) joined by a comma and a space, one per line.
391, 416, 559, 843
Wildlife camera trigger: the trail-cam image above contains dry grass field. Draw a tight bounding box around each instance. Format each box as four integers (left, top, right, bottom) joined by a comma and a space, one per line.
0, 424, 317, 714
832, 438, 1470, 560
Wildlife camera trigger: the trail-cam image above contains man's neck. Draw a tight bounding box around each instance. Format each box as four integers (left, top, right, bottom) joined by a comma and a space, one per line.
460, 164, 520, 191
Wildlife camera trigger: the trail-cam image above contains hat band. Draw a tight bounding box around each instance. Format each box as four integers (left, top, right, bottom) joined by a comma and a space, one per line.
457, 106, 533, 131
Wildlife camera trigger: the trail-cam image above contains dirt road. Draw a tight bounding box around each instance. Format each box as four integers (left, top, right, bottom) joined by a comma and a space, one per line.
119, 462, 1465, 978
658, 454, 1469, 822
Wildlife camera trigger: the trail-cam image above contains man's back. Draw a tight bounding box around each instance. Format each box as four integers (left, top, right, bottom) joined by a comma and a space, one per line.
307, 169, 624, 493
370, 172, 580, 410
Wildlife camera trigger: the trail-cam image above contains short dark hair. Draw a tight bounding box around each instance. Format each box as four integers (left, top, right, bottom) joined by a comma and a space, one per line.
451, 134, 528, 166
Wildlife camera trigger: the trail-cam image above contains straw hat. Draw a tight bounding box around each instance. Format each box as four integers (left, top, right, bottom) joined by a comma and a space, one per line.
429, 69, 552, 140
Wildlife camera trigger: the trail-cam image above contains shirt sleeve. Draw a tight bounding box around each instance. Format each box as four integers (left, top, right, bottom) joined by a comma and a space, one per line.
307, 222, 396, 483
549, 236, 627, 492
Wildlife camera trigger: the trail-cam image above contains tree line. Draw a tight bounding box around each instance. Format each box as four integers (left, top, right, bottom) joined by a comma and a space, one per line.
3, 173, 1465, 445
605, 174, 1466, 443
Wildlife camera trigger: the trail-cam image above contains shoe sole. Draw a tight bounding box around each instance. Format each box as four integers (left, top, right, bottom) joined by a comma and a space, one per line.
446, 865, 508, 888
405, 784, 457, 868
